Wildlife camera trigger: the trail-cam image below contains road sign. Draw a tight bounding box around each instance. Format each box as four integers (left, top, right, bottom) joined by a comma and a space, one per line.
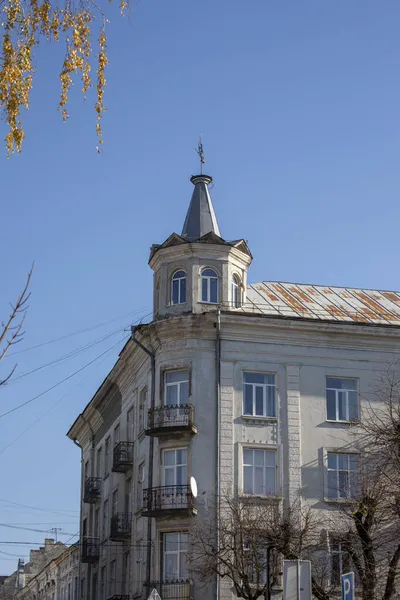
147, 590, 162, 600
341, 572, 354, 600
283, 560, 312, 600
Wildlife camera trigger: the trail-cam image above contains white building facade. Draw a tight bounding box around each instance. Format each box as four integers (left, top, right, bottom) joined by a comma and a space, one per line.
67, 171, 400, 600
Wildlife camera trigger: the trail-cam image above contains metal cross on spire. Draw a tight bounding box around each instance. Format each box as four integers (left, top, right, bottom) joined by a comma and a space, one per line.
195, 133, 205, 174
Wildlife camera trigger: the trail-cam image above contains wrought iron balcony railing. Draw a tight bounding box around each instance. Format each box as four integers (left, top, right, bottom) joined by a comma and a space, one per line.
112, 441, 134, 473
142, 485, 196, 517
145, 580, 193, 600
110, 512, 132, 541
80, 537, 100, 563
83, 477, 102, 503
146, 404, 196, 436
107, 596, 130, 600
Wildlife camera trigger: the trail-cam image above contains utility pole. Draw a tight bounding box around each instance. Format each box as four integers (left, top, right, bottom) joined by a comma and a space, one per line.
49, 527, 62, 542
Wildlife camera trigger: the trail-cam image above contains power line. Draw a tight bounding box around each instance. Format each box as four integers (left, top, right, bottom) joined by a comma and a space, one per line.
0, 524, 77, 536
7, 307, 150, 357
0, 335, 129, 419
0, 499, 79, 518
8, 328, 125, 385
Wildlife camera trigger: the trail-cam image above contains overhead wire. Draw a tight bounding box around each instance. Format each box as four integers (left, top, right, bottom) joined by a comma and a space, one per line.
0, 499, 79, 518
7, 307, 150, 357
0, 335, 130, 419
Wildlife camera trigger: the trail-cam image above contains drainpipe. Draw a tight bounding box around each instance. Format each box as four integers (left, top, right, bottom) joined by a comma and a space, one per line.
215, 309, 221, 600
73, 439, 83, 600
131, 326, 156, 593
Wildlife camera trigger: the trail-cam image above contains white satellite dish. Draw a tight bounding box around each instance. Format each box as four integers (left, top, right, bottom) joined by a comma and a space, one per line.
147, 590, 162, 600
190, 476, 198, 498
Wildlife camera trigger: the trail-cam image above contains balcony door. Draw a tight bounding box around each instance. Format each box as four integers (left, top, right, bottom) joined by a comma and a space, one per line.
163, 449, 187, 509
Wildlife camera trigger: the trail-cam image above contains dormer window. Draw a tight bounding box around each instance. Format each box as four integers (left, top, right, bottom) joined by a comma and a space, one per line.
201, 268, 218, 303
232, 274, 241, 308
171, 270, 186, 304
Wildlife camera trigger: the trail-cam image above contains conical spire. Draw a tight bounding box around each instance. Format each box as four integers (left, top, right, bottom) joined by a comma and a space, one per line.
181, 175, 221, 241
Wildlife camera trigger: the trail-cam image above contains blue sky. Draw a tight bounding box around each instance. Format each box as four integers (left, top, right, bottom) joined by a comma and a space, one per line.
1, 0, 400, 574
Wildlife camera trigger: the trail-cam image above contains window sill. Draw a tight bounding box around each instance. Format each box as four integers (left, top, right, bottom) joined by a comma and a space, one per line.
199, 301, 219, 305
326, 419, 359, 425
242, 415, 277, 422
240, 494, 282, 505
324, 497, 356, 506
168, 302, 187, 307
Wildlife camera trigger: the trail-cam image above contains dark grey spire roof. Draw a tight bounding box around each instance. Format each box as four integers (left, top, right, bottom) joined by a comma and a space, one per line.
181, 175, 221, 241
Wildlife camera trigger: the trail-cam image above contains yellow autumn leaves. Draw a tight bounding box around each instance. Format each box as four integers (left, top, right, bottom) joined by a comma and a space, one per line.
0, 0, 124, 156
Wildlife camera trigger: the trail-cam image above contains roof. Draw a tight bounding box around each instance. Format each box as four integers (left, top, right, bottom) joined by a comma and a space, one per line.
181, 174, 221, 241
240, 281, 400, 326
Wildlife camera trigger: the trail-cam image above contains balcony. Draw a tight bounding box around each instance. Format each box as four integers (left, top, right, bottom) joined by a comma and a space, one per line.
83, 477, 102, 503
112, 441, 134, 473
80, 537, 99, 563
107, 597, 130, 600
142, 486, 196, 518
146, 580, 193, 600
146, 404, 197, 437
110, 512, 132, 541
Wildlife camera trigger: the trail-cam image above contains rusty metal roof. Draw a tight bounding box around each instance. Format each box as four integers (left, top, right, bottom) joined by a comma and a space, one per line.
238, 281, 400, 326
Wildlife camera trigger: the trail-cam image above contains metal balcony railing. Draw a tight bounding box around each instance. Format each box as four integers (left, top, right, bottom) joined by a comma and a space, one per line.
83, 477, 102, 503
112, 442, 134, 473
110, 512, 132, 541
146, 404, 196, 436
80, 537, 99, 563
142, 485, 195, 517
106, 596, 130, 600
146, 580, 193, 600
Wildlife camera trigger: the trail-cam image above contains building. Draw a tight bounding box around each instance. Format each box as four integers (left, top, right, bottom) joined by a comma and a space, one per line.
1, 540, 66, 600
13, 544, 79, 600
67, 170, 400, 600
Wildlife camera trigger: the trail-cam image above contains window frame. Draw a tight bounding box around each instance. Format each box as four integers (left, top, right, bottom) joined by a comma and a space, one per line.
139, 387, 147, 433
163, 448, 188, 487
164, 369, 190, 406
162, 532, 189, 581
102, 498, 109, 539
171, 269, 187, 305
326, 377, 359, 423
231, 274, 241, 308
104, 436, 111, 477
200, 267, 219, 304
326, 451, 358, 501
242, 447, 277, 498
127, 407, 134, 443
242, 371, 277, 419
329, 535, 352, 587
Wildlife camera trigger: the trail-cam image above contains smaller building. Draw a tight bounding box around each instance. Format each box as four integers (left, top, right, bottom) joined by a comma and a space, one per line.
12, 543, 78, 600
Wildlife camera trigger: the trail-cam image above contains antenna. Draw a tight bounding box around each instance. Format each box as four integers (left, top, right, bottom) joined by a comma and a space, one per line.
49, 527, 62, 542
195, 133, 205, 174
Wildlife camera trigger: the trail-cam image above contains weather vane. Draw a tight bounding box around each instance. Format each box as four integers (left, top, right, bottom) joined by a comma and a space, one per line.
196, 133, 205, 174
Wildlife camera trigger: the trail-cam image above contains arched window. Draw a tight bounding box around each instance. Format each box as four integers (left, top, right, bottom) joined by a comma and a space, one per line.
171, 270, 186, 305
201, 268, 218, 303
231, 274, 241, 308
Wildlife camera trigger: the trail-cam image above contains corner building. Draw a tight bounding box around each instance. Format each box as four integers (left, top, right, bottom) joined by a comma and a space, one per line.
67, 171, 400, 600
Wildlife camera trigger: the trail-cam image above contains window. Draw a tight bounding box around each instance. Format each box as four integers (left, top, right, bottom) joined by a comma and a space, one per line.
171, 270, 186, 305
104, 437, 111, 476
139, 388, 147, 433
243, 539, 269, 585
100, 567, 106, 600
112, 489, 118, 516
109, 560, 116, 596
137, 463, 145, 508
243, 372, 276, 418
74, 578, 77, 600
84, 461, 89, 480
114, 424, 120, 446
91, 573, 96, 600
163, 449, 187, 486
135, 541, 145, 594
94, 507, 100, 538
96, 447, 102, 478
80, 579, 85, 600
330, 535, 351, 586
243, 448, 276, 496
231, 274, 241, 308
327, 453, 358, 499
127, 407, 134, 443
201, 268, 218, 303
102, 499, 108, 539
326, 378, 359, 422
123, 552, 130, 593
165, 370, 189, 405
163, 533, 188, 580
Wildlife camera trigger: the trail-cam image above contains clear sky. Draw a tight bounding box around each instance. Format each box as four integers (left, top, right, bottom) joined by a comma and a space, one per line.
1, 0, 400, 574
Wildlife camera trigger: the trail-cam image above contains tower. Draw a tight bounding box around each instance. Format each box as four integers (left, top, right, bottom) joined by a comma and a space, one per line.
149, 172, 252, 318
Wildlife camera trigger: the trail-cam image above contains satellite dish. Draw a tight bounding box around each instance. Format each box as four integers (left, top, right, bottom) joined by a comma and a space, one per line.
147, 590, 162, 600
190, 476, 198, 498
